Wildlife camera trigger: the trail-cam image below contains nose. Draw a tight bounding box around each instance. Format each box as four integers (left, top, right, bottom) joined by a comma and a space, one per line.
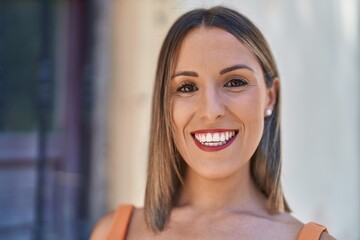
199, 85, 225, 121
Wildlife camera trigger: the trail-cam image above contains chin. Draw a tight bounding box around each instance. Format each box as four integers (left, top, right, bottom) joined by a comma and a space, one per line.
187, 159, 249, 180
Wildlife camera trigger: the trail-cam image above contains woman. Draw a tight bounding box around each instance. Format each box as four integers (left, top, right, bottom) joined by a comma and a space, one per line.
91, 6, 335, 240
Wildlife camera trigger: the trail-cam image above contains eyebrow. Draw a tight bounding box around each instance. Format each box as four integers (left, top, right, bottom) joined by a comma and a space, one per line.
171, 71, 198, 79
171, 64, 254, 79
219, 64, 254, 75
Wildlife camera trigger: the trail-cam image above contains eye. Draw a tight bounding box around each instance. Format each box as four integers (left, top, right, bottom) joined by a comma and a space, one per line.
224, 78, 248, 88
177, 82, 199, 93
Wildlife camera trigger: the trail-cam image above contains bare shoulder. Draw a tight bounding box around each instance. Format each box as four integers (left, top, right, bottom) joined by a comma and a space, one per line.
279, 214, 337, 240
127, 207, 152, 239
278, 212, 303, 226
275, 214, 337, 239
273, 212, 304, 230
265, 212, 303, 239
89, 210, 116, 240
320, 232, 337, 240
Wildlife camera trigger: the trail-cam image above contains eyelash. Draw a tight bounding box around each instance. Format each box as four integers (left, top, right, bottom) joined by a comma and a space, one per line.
176, 82, 198, 93
224, 78, 248, 88
176, 78, 248, 93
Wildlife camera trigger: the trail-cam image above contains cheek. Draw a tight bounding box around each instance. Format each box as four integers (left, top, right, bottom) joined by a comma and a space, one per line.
171, 98, 196, 159
226, 89, 265, 145
243, 90, 266, 143
171, 98, 193, 152
225, 89, 265, 120
171, 97, 195, 133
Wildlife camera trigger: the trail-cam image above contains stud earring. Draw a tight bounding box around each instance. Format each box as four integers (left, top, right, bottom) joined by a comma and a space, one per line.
265, 109, 272, 117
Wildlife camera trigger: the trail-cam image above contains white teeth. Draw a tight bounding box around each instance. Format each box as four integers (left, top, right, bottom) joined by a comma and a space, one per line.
213, 133, 220, 141
203, 141, 227, 146
220, 133, 225, 141
206, 133, 212, 142
193, 131, 237, 146
195, 134, 201, 141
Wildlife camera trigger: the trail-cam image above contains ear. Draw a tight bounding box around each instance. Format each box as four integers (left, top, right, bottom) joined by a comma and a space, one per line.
264, 77, 280, 116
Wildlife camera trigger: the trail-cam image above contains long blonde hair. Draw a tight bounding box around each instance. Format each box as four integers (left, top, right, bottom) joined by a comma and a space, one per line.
145, 6, 290, 232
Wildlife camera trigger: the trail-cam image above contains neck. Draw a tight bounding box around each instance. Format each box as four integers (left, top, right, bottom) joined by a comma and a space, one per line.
177, 163, 268, 214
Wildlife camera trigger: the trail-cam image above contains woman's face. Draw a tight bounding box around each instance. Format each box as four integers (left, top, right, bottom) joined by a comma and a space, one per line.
171, 27, 277, 180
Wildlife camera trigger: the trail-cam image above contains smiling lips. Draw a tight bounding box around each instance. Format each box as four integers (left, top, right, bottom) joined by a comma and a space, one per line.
191, 129, 238, 152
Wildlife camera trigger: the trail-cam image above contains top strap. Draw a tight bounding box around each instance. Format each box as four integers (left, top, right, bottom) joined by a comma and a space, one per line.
297, 222, 328, 240
105, 204, 134, 240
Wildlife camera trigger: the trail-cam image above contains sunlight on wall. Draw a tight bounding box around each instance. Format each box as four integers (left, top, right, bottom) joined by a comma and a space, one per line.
339, 0, 358, 44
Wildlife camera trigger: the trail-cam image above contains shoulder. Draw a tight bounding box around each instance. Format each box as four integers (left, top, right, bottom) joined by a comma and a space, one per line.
320, 232, 337, 240
89, 210, 116, 240
126, 207, 152, 239
296, 220, 337, 240
268, 212, 303, 231
275, 213, 304, 238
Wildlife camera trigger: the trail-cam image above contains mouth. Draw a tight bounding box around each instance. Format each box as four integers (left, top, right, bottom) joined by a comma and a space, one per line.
191, 129, 238, 152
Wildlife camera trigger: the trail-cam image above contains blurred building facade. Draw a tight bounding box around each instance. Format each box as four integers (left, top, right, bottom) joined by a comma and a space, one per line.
0, 0, 97, 239
0, 0, 358, 239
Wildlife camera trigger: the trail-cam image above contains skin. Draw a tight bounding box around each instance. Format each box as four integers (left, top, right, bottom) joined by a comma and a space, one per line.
90, 27, 336, 240
171, 27, 272, 183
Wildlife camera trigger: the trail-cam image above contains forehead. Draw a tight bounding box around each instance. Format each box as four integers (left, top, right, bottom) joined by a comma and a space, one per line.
175, 27, 261, 72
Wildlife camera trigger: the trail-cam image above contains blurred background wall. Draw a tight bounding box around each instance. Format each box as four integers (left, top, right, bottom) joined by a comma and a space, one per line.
0, 0, 358, 239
